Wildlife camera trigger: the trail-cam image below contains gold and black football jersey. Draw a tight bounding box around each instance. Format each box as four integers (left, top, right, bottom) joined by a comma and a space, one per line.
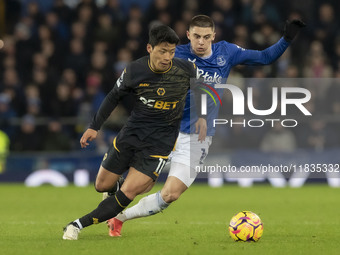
89, 56, 199, 152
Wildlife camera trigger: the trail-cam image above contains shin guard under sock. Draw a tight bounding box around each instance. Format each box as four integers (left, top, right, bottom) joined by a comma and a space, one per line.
78, 190, 132, 228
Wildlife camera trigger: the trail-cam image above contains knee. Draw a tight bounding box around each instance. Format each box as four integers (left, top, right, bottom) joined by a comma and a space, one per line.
94, 181, 108, 193
94, 184, 106, 193
161, 189, 181, 203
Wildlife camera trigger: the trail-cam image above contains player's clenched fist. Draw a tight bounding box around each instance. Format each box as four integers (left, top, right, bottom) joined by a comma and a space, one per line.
80, 128, 98, 148
283, 19, 306, 42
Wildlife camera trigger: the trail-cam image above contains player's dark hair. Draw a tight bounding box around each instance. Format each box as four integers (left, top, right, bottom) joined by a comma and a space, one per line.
148, 24, 179, 47
189, 15, 215, 31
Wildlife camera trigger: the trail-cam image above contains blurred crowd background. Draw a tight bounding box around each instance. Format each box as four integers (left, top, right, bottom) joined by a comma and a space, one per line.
0, 0, 339, 155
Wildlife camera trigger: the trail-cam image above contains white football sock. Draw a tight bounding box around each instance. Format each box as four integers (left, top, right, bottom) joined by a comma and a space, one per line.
116, 191, 169, 222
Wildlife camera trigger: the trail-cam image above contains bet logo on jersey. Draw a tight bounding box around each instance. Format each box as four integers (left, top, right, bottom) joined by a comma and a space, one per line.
139, 96, 178, 110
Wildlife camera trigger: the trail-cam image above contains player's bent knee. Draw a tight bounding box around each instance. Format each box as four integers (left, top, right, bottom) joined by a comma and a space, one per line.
94, 182, 107, 193
94, 179, 114, 193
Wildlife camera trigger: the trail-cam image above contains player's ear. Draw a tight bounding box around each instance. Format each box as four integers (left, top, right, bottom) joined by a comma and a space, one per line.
146, 44, 153, 54
212, 32, 216, 41
186, 30, 190, 40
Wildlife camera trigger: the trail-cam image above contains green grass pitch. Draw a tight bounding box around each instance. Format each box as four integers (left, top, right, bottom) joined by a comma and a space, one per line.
1, 183, 339, 255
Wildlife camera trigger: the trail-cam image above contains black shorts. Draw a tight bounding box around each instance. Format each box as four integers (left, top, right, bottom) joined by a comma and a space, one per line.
101, 135, 169, 181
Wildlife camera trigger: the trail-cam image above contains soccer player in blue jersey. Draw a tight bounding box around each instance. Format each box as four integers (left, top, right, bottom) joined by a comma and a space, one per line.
107, 15, 305, 236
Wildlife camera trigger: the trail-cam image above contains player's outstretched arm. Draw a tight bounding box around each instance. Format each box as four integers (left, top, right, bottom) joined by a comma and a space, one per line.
80, 129, 98, 148
230, 19, 306, 66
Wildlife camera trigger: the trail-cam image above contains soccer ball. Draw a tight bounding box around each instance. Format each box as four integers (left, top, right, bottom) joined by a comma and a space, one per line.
228, 211, 263, 242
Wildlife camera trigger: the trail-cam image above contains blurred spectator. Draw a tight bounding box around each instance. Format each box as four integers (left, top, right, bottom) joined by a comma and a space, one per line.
260, 122, 297, 153
76, 0, 99, 14
64, 38, 88, 83
30, 67, 55, 115
157, 11, 172, 26
225, 118, 259, 149
61, 68, 79, 89
5, 0, 22, 34
114, 48, 133, 78
45, 11, 70, 44
26, 1, 45, 26
24, 84, 41, 117
181, 9, 196, 25
331, 37, 340, 71
1, 68, 25, 116
70, 21, 87, 41
122, 19, 145, 58
92, 40, 109, 54
75, 4, 97, 43
14, 17, 35, 83
52, 0, 73, 24
0, 93, 17, 137
303, 41, 333, 79
182, 0, 199, 13
32, 52, 48, 70
31, 52, 58, 82
284, 65, 299, 78
88, 50, 114, 92
49, 81, 78, 117
252, 23, 280, 49
94, 13, 119, 46
173, 20, 189, 44
210, 0, 239, 41
40, 39, 63, 71
326, 73, 340, 115
77, 1, 98, 24
298, 118, 339, 151
303, 41, 333, 111
2, 55, 17, 71
313, 3, 338, 58
233, 24, 250, 48
1, 36, 17, 57
118, 0, 153, 15
101, 0, 126, 24
241, 0, 281, 29
42, 119, 72, 151
128, 4, 144, 21
146, 0, 172, 24
82, 71, 105, 113
11, 114, 42, 151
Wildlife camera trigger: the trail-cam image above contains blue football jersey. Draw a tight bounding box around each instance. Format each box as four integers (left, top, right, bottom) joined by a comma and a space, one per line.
175, 37, 290, 136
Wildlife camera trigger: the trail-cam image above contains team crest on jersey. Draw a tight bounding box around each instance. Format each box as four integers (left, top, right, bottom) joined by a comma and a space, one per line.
217, 56, 226, 66
157, 88, 166, 96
